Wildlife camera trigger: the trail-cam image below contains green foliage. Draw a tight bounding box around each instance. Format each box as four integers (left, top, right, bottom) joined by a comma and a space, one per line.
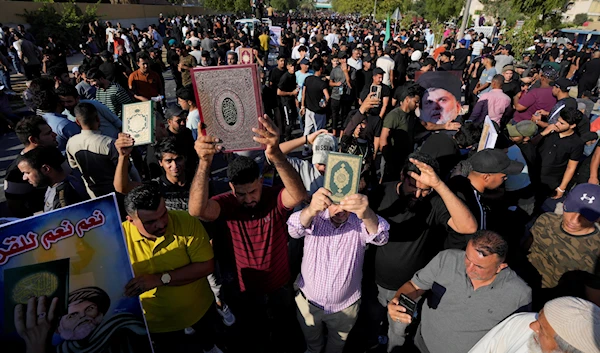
423, 0, 462, 22
511, 0, 565, 18
479, 0, 525, 27
574, 13, 589, 26
298, 0, 315, 11
19, 2, 99, 47
502, 19, 537, 61
271, 0, 299, 11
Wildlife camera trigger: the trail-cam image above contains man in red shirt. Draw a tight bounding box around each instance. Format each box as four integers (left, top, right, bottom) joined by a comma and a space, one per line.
189, 115, 306, 351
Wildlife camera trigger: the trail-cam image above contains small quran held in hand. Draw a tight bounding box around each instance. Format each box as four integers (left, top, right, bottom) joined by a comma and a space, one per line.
324, 152, 363, 204
190, 64, 265, 152
122, 101, 155, 146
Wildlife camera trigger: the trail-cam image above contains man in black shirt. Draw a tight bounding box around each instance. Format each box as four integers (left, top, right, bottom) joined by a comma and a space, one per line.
277, 59, 298, 141
452, 42, 471, 71
359, 67, 391, 119
369, 152, 477, 351
438, 51, 453, 71
534, 107, 585, 200
393, 43, 409, 87
577, 50, 600, 97
355, 55, 374, 98
301, 59, 329, 138
501, 65, 521, 99
268, 55, 286, 134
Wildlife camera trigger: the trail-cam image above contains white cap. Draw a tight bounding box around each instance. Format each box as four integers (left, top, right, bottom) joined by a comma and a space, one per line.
299, 37, 306, 44
312, 134, 338, 165
411, 50, 422, 61
544, 297, 600, 353
72, 66, 79, 74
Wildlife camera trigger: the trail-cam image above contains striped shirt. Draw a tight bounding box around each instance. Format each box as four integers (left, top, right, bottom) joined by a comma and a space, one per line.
95, 82, 133, 118
287, 209, 389, 313
213, 186, 291, 293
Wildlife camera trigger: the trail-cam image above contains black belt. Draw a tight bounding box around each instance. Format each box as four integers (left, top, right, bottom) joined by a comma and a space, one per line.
298, 290, 325, 310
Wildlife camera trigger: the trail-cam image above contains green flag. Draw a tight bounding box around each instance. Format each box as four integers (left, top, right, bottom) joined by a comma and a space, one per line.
384, 13, 391, 45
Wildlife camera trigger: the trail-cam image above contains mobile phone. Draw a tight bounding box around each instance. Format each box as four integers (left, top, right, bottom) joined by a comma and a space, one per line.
398, 294, 417, 317
370, 85, 382, 107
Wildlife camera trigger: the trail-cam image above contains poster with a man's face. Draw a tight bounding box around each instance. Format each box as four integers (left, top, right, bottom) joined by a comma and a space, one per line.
0, 194, 153, 353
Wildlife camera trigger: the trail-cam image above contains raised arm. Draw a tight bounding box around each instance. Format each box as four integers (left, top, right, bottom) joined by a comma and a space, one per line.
279, 129, 328, 155
114, 133, 141, 194
253, 115, 307, 209
188, 123, 222, 221
408, 158, 477, 234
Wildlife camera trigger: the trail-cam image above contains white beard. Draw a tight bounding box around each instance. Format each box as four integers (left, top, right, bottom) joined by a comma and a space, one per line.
527, 334, 563, 353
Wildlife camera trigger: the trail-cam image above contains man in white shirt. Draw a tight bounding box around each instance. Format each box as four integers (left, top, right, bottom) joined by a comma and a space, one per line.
325, 30, 339, 50
347, 48, 363, 71
190, 42, 203, 64
105, 22, 116, 53
469, 297, 600, 353
376, 46, 395, 88
291, 38, 307, 60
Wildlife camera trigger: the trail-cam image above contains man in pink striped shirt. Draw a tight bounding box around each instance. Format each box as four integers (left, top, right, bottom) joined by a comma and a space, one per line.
471, 75, 511, 124
287, 188, 390, 353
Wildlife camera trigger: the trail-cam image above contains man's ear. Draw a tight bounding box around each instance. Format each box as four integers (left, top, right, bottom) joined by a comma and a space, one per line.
497, 262, 508, 273
126, 215, 134, 223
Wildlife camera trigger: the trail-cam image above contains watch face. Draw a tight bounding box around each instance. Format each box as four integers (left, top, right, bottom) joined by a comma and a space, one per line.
161, 273, 171, 284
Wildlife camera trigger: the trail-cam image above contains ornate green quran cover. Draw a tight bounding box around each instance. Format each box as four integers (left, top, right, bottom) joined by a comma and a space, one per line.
324, 152, 362, 203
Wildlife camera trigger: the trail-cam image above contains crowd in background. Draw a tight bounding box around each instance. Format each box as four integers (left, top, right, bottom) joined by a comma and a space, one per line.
1, 10, 600, 353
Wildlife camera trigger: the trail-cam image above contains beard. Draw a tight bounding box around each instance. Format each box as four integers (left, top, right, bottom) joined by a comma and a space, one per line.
527, 334, 563, 353
59, 313, 104, 341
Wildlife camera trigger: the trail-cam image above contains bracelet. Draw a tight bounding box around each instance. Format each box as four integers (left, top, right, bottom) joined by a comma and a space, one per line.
556, 187, 565, 193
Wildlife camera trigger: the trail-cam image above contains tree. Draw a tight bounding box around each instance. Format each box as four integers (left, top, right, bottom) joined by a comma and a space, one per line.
511, 0, 566, 19
271, 0, 299, 11
423, 0, 462, 22
574, 13, 589, 26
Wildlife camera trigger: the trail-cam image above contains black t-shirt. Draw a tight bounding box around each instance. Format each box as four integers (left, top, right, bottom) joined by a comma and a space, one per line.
419, 132, 462, 178
4, 157, 45, 216
154, 174, 191, 211
303, 75, 328, 114
359, 83, 391, 116
446, 176, 483, 250
278, 71, 297, 107
269, 67, 286, 91
452, 48, 471, 71
438, 62, 453, 71
538, 132, 584, 188
502, 80, 521, 99
355, 69, 373, 97
369, 182, 451, 289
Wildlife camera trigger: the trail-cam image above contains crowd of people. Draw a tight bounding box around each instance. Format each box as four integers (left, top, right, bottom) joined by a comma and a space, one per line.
2, 10, 600, 353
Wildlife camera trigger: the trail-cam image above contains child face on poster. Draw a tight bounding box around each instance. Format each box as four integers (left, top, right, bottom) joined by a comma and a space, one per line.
58, 300, 104, 340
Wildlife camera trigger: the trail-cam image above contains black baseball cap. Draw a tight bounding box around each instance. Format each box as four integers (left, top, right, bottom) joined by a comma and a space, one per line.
373, 67, 385, 76
469, 148, 524, 175
337, 51, 348, 59
165, 106, 187, 120
554, 77, 575, 92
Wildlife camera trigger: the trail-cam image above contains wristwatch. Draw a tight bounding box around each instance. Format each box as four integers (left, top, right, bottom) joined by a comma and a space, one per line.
160, 272, 171, 285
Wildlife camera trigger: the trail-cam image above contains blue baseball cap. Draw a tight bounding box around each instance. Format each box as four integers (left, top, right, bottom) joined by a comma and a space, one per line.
564, 183, 600, 222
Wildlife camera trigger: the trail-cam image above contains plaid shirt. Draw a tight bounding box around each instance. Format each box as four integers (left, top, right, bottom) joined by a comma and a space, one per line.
287, 209, 389, 313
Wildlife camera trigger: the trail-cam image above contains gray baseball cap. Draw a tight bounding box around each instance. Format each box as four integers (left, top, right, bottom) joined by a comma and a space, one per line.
312, 134, 338, 165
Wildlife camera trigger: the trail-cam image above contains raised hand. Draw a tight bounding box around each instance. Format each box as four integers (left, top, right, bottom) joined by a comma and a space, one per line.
340, 193, 372, 219
307, 129, 330, 145
444, 121, 461, 131
408, 157, 442, 190
115, 133, 135, 157
195, 122, 223, 162
307, 188, 333, 216
15, 296, 59, 353
252, 114, 281, 159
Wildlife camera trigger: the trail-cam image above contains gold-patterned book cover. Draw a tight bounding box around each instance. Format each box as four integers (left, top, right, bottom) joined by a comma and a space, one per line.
122, 101, 155, 146
191, 64, 265, 152
3, 258, 69, 333
324, 152, 363, 203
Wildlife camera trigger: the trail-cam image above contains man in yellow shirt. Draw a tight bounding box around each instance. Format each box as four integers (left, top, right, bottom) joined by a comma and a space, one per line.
122, 183, 222, 353
259, 28, 270, 68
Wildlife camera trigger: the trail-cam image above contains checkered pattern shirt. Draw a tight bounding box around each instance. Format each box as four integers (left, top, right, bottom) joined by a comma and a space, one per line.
287, 209, 389, 313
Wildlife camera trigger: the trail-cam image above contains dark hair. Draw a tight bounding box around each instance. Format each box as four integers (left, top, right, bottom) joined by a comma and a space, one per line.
74, 102, 98, 127
583, 90, 592, 97
560, 107, 582, 126
18, 146, 64, 172
401, 152, 440, 179
454, 121, 482, 148
86, 68, 105, 80
176, 85, 195, 102
55, 84, 78, 99
311, 57, 324, 72
286, 58, 296, 67
298, 45, 307, 52
492, 74, 504, 86
423, 57, 436, 67
48, 65, 67, 78
15, 115, 48, 146
398, 83, 424, 103
227, 156, 260, 185
154, 137, 186, 161
136, 51, 150, 62
124, 183, 163, 216
470, 230, 508, 262
32, 88, 59, 112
